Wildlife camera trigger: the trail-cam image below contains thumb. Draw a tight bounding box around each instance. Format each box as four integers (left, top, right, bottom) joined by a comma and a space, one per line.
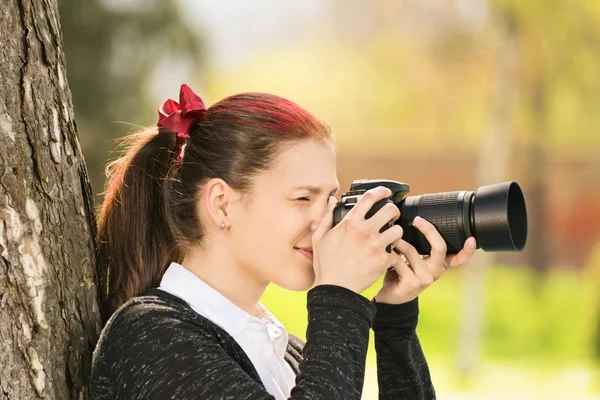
312, 196, 338, 244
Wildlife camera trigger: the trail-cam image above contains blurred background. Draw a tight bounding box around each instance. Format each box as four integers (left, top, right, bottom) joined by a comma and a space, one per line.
59, 0, 600, 398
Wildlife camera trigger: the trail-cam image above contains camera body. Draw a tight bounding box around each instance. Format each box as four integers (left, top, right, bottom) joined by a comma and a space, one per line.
333, 180, 408, 254
334, 179, 411, 214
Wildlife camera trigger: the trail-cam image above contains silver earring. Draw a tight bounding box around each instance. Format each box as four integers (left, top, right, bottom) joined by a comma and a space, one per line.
220, 222, 225, 231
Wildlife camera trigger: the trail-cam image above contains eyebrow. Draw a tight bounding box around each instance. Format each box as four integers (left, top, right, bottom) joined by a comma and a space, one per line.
294, 185, 340, 196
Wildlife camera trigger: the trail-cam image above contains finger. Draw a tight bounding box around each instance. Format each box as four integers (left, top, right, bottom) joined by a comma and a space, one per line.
346, 186, 392, 220
400, 253, 428, 265
399, 254, 414, 266
377, 224, 404, 250
312, 196, 338, 243
412, 216, 448, 279
368, 202, 401, 232
445, 237, 477, 268
388, 253, 417, 280
393, 238, 435, 283
386, 247, 404, 271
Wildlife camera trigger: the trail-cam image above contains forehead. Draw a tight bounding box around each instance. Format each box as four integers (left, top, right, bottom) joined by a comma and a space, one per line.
258, 140, 338, 191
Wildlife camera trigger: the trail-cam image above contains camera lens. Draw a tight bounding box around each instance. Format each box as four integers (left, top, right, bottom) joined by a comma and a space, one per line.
397, 181, 528, 255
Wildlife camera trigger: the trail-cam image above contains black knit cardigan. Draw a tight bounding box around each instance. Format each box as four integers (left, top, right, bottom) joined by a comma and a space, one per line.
90, 284, 435, 399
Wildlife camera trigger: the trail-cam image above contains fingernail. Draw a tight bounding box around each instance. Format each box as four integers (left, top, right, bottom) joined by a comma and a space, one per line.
414, 216, 424, 226
469, 238, 477, 249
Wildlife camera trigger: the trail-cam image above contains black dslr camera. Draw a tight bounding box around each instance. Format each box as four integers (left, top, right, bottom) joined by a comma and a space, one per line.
333, 179, 528, 255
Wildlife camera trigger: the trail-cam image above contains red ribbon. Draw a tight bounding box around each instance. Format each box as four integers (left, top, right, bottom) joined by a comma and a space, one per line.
157, 84, 207, 143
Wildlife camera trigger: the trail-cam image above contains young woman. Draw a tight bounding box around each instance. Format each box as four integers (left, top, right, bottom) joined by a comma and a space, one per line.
89, 84, 477, 399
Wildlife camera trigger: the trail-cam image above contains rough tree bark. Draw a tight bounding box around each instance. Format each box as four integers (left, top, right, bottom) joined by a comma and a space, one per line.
0, 1, 101, 399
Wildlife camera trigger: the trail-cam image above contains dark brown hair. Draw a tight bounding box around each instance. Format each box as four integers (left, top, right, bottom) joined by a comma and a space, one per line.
95, 92, 333, 322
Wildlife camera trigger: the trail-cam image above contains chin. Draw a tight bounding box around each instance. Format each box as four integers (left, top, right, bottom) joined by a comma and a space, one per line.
273, 267, 315, 292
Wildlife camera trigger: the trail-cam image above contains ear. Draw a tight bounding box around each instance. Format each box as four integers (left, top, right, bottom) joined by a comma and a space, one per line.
201, 178, 243, 230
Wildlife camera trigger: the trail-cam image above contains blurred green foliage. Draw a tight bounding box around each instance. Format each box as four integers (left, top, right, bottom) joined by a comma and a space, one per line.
203, 1, 600, 157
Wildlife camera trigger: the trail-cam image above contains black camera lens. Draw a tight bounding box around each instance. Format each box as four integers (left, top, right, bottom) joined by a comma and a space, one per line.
397, 181, 527, 255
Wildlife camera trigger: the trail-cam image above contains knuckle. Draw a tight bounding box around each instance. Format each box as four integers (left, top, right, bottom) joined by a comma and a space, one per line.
339, 217, 353, 232
368, 237, 381, 252
337, 219, 348, 232
362, 191, 376, 203
384, 202, 396, 212
437, 242, 448, 253
387, 202, 400, 216
360, 230, 374, 243
377, 186, 392, 195
392, 224, 404, 238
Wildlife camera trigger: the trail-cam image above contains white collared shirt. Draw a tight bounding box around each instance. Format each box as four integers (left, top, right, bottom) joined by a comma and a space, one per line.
157, 262, 297, 399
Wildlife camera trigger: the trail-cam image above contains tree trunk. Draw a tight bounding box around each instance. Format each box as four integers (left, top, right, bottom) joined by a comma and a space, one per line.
0, 1, 100, 399
527, 82, 550, 290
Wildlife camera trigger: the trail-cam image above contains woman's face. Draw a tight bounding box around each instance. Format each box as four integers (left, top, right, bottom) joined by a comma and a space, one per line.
230, 139, 339, 291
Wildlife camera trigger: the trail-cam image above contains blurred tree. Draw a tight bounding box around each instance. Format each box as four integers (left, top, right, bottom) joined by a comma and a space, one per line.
457, 8, 519, 379
489, 0, 550, 283
586, 241, 600, 359
58, 0, 204, 205
0, 1, 99, 398
491, 0, 600, 281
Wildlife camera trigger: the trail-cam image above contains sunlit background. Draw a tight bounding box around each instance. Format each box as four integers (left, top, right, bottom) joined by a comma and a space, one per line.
59, 0, 600, 398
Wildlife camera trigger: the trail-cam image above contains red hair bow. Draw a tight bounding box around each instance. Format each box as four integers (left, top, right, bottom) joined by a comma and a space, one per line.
157, 84, 207, 143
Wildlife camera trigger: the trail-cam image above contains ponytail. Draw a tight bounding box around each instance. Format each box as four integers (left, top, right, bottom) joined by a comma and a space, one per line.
95, 127, 182, 323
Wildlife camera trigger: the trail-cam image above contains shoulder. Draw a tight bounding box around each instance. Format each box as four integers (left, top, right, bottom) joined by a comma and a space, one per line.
91, 290, 262, 398
92, 289, 240, 379
97, 289, 223, 353
107, 289, 197, 327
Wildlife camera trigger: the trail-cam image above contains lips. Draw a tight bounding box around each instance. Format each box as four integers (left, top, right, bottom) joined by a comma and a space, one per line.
294, 247, 313, 262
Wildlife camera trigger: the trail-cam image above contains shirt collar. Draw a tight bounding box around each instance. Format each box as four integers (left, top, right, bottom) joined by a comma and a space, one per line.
158, 262, 252, 338
256, 303, 290, 358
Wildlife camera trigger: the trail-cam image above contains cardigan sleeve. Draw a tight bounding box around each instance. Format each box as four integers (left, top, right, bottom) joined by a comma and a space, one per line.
92, 284, 376, 400
292, 284, 376, 399
372, 297, 436, 400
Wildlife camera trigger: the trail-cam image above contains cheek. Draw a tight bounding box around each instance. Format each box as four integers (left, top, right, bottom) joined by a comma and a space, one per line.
235, 204, 297, 256
270, 209, 309, 257
232, 203, 315, 285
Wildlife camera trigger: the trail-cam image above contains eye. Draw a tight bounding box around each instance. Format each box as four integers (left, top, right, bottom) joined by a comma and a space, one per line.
296, 197, 311, 202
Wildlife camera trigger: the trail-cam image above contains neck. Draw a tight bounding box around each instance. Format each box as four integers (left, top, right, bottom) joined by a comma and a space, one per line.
181, 239, 269, 317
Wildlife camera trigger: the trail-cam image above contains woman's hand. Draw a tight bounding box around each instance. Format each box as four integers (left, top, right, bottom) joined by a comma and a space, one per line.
374, 216, 478, 305
312, 187, 405, 295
